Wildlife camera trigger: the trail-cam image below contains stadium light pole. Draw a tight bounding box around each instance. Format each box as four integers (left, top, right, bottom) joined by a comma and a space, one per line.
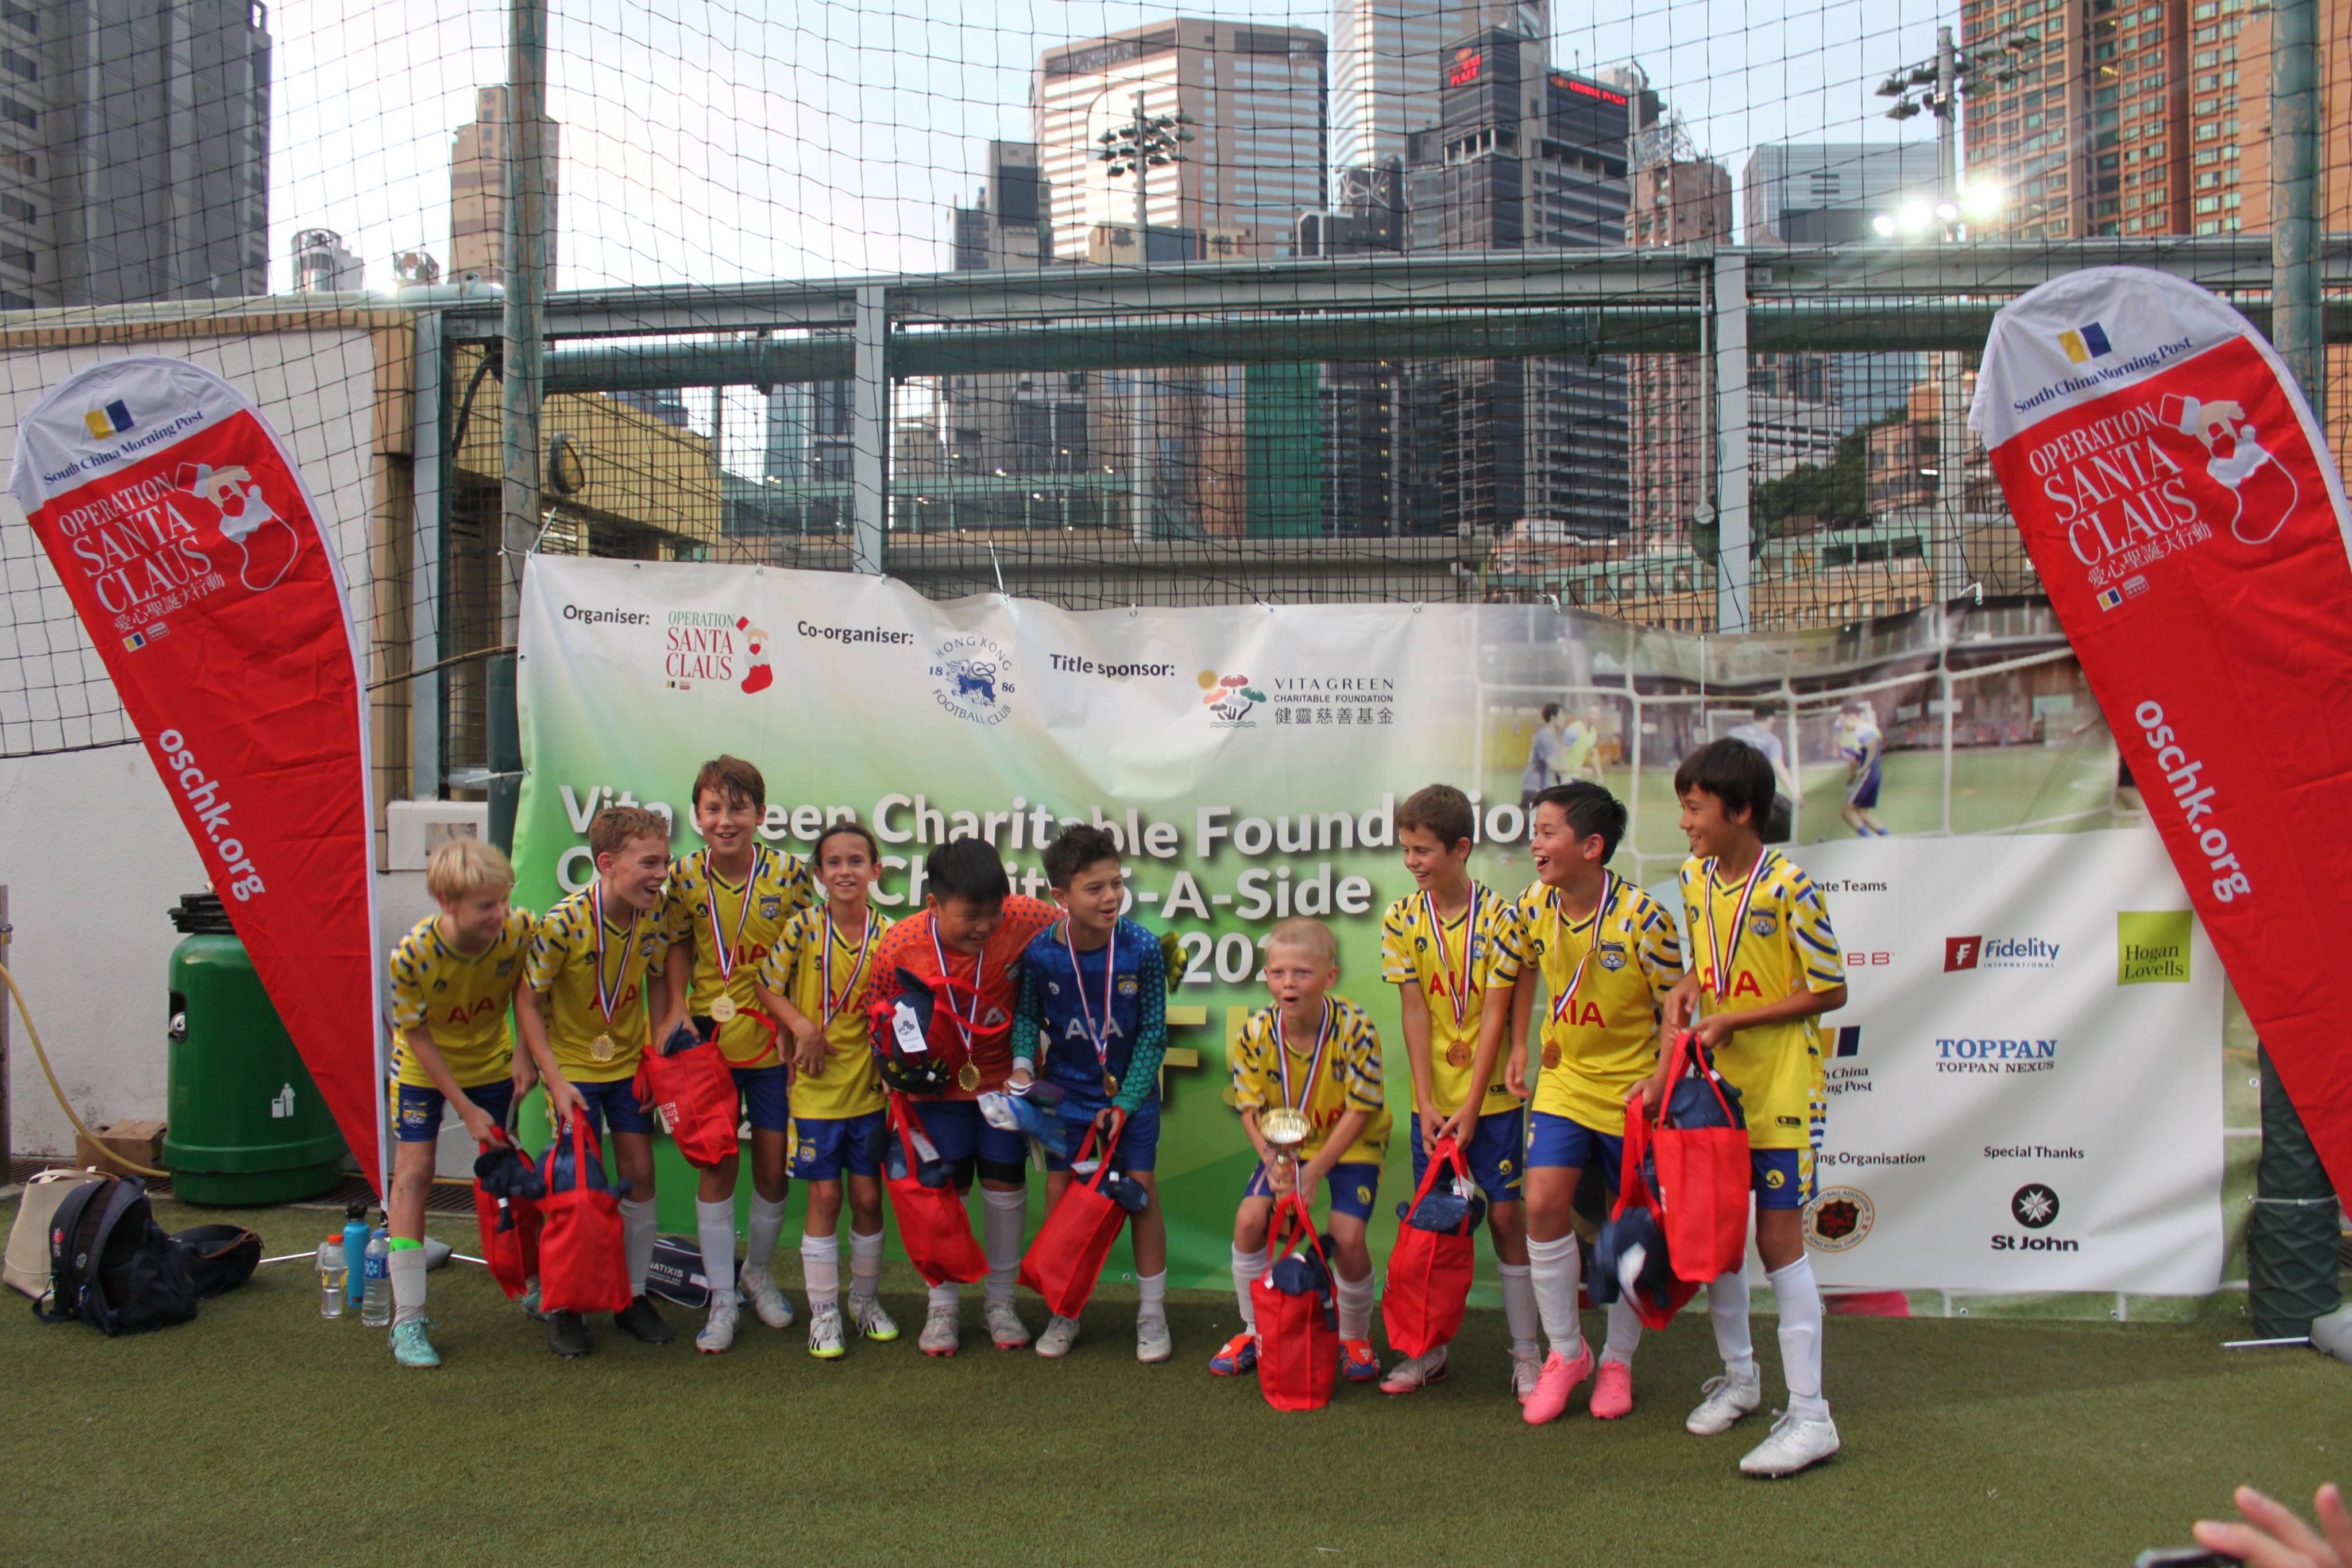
1098, 91, 1193, 542
492, 0, 550, 852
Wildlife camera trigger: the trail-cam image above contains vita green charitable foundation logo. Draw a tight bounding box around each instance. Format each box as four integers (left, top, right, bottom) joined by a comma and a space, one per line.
2117, 910, 2192, 984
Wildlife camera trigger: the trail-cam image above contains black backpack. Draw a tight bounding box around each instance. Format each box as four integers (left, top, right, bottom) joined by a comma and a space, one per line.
173, 1223, 262, 1299
34, 1176, 200, 1335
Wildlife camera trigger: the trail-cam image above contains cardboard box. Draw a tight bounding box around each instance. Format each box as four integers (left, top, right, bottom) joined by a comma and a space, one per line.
73, 1119, 167, 1179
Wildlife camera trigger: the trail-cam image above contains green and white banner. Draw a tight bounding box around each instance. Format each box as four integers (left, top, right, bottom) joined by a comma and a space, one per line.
513, 557, 2222, 1295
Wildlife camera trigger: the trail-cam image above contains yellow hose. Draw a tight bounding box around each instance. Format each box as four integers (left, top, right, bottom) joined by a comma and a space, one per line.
0, 956, 172, 1179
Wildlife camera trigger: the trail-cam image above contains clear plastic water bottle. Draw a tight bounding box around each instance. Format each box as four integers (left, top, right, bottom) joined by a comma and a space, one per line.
360, 1229, 391, 1326
317, 1238, 345, 1319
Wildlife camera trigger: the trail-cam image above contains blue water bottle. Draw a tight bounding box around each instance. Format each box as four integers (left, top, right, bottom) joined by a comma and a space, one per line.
341, 1200, 371, 1317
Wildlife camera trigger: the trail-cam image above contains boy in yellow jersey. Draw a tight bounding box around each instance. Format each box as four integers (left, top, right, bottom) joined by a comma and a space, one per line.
1212, 917, 1390, 1384
755, 819, 897, 1360
518, 803, 674, 1358
1662, 737, 1848, 1477
1488, 782, 1683, 1425
1377, 784, 1539, 1398
382, 837, 536, 1368
654, 755, 816, 1355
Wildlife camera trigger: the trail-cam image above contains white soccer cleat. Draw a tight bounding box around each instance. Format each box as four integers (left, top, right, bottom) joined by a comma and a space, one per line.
1036, 1313, 1081, 1359
852, 1293, 901, 1342
1136, 1314, 1173, 1364
807, 1305, 847, 1360
736, 1265, 794, 1330
1378, 1346, 1450, 1395
919, 1302, 961, 1357
1739, 1411, 1841, 1477
1686, 1370, 1764, 1436
695, 1292, 739, 1355
1509, 1347, 1544, 1403
986, 1300, 1033, 1350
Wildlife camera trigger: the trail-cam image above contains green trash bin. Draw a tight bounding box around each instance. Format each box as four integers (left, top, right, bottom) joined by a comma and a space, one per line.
161, 893, 347, 1204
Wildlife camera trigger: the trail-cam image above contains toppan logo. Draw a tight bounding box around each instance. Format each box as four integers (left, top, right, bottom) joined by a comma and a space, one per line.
1944, 934, 2060, 972
1936, 1036, 2059, 1075
932, 634, 1015, 725
1199, 669, 1265, 727
1992, 1182, 2078, 1252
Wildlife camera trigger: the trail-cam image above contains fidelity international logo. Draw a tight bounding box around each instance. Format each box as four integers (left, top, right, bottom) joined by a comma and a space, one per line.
2117, 909, 2192, 985
1199, 669, 1265, 728
1804, 1187, 1874, 1253
661, 610, 775, 696
1944, 934, 2060, 972
932, 634, 1015, 725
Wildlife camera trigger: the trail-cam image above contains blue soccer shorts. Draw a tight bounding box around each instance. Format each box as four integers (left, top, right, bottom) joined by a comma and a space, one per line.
731, 1063, 790, 1134
793, 1110, 884, 1181
1525, 1110, 1626, 1193
393, 1077, 516, 1144
1752, 1148, 1810, 1210
905, 1098, 1026, 1184
1408, 1106, 1525, 1202
1044, 1094, 1161, 1175
570, 1074, 655, 1138
1245, 1158, 1382, 1222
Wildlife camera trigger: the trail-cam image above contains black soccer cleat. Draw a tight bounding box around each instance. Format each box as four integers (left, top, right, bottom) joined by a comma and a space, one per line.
546, 1310, 591, 1358
614, 1293, 674, 1345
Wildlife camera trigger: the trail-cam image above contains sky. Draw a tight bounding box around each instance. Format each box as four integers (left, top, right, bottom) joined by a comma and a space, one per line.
265, 0, 1964, 293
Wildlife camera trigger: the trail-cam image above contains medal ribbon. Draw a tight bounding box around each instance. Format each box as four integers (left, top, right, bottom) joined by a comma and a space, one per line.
821, 906, 876, 1024
1422, 883, 1482, 1029
1548, 869, 1615, 1027
1702, 850, 1774, 1003
702, 846, 765, 987
590, 879, 634, 1026
1273, 999, 1335, 1114
929, 921, 990, 1057
1061, 921, 1120, 1086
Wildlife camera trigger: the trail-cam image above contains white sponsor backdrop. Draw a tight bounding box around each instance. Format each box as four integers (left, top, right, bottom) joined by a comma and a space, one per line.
1791, 829, 2223, 1293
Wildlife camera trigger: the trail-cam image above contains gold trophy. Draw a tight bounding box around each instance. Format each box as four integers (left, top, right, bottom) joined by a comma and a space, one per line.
1260, 1107, 1311, 1191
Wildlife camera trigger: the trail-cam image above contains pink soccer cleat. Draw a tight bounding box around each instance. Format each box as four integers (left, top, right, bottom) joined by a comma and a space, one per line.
1590, 1359, 1634, 1419
1521, 1343, 1594, 1426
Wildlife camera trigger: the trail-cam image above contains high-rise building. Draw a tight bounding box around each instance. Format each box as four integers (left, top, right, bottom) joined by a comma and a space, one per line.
291, 227, 358, 292
1625, 155, 1733, 550
1743, 141, 1941, 243
0, 0, 269, 308
1403, 30, 1639, 537
451, 85, 559, 283
951, 141, 1051, 269
1330, 0, 1546, 180
1033, 20, 1326, 260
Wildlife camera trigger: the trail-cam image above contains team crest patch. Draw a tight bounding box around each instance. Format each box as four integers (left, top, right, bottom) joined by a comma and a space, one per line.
759, 898, 782, 919
400, 1103, 428, 1126
1117, 977, 1138, 997
1354, 1184, 1373, 1206
1749, 912, 1779, 938
431, 979, 447, 992
1597, 942, 1628, 971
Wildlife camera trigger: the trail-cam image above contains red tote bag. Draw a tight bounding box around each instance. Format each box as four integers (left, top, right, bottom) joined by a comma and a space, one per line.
636, 1027, 743, 1171
1648, 1031, 1754, 1284
472, 1137, 542, 1301
1381, 1133, 1477, 1358
1609, 1102, 1704, 1330
535, 1118, 632, 1315
882, 1095, 989, 1287
1019, 1120, 1129, 1318
1250, 1192, 1340, 1412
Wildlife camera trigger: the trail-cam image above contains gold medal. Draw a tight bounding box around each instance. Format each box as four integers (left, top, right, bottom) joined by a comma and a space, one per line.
957, 1061, 982, 1092
1541, 1043, 1561, 1069
1446, 1041, 1473, 1068
709, 993, 738, 1025
592, 1033, 616, 1063
1103, 1073, 1121, 1098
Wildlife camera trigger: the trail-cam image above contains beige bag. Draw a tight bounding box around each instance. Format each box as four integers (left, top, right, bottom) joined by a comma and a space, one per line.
5, 1168, 101, 1298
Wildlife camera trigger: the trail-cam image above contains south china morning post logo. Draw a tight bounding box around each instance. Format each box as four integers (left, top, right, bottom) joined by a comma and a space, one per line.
932, 634, 1015, 725
2117, 909, 2192, 984
83, 399, 135, 440
2056, 322, 2113, 365
1199, 670, 1265, 727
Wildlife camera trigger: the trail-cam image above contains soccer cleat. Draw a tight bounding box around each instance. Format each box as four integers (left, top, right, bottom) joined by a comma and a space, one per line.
919, 1303, 961, 1357
1590, 1359, 1635, 1420
613, 1293, 674, 1346
986, 1301, 1032, 1350
1340, 1338, 1382, 1382
546, 1310, 591, 1358
1380, 1346, 1450, 1395
1136, 1314, 1173, 1364
1509, 1347, 1543, 1404
851, 1293, 900, 1343
696, 1292, 739, 1355
517, 1284, 546, 1322
1739, 1411, 1841, 1477
1522, 1343, 1595, 1426
1036, 1314, 1081, 1359
388, 1319, 441, 1369
1208, 1331, 1258, 1376
1686, 1370, 1763, 1436
808, 1305, 847, 1360
736, 1264, 794, 1330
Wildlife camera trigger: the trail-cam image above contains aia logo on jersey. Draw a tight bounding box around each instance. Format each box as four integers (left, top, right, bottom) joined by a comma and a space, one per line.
441, 995, 504, 1028
1556, 998, 1605, 1028
1708, 967, 1764, 999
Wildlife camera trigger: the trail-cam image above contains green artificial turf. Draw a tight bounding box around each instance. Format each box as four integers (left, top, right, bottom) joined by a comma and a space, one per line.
3, 1196, 2344, 1567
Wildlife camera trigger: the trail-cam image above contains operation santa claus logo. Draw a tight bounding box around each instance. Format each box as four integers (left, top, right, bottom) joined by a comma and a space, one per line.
55, 459, 302, 644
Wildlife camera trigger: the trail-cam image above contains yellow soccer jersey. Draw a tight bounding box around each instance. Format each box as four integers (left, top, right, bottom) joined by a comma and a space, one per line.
1678, 851, 1844, 1150
524, 885, 669, 1083
758, 903, 893, 1121
1380, 882, 1522, 1115
1229, 994, 1390, 1168
1501, 875, 1682, 1134
657, 846, 815, 1067
387, 908, 534, 1089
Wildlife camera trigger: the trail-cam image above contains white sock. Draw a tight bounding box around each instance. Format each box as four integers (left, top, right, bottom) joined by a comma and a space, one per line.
801, 1232, 841, 1311
1497, 1261, 1539, 1357
388, 1247, 428, 1326
1768, 1256, 1829, 1421
620, 1198, 658, 1300
981, 1185, 1026, 1306
849, 1226, 885, 1303
744, 1193, 789, 1276
1137, 1270, 1168, 1324
1526, 1233, 1585, 1357
1335, 1268, 1376, 1342
1601, 1298, 1644, 1366
695, 1199, 737, 1301
1231, 1245, 1269, 1331
928, 1281, 960, 1312
1708, 1269, 1757, 1381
